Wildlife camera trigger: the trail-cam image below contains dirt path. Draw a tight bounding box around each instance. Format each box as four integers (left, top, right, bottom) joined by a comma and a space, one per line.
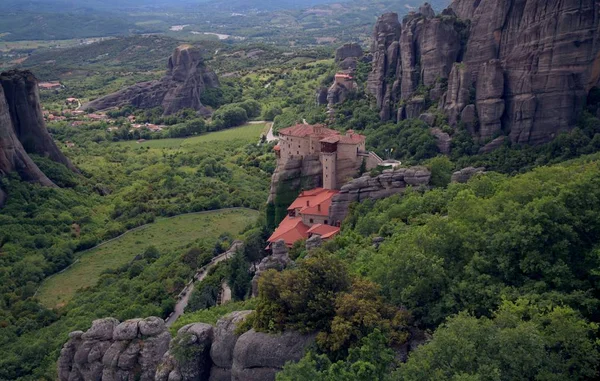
165, 241, 243, 327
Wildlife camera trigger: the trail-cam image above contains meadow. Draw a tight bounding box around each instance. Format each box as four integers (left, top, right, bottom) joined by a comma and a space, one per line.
114, 122, 268, 149
37, 209, 259, 309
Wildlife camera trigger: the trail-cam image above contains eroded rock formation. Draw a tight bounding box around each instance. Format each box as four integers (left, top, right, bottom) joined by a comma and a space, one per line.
0, 70, 78, 194
368, 0, 600, 146
329, 166, 431, 225
268, 154, 322, 204
83, 46, 219, 116
58, 317, 171, 381
251, 240, 291, 297
59, 312, 315, 381
1, 70, 77, 172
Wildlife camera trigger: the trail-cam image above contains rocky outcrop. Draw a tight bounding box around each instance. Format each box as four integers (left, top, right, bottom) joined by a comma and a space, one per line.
60, 312, 314, 381
83, 46, 219, 116
58, 317, 171, 381
268, 154, 322, 204
451, 167, 485, 183
327, 80, 357, 107
305, 235, 323, 252
368, 0, 600, 146
251, 240, 291, 297
335, 43, 363, 62
0, 70, 81, 195
1, 70, 77, 173
231, 330, 316, 381
479, 136, 506, 154
430, 127, 451, 154
329, 166, 431, 225
156, 323, 213, 381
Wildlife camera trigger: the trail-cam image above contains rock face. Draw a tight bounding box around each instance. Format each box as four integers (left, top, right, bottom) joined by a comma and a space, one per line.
155, 312, 314, 381
268, 154, 322, 204
83, 46, 219, 116
231, 330, 316, 381
0, 70, 78, 195
368, 0, 600, 145
57, 317, 171, 381
329, 166, 431, 225
335, 43, 363, 62
61, 313, 314, 381
251, 240, 291, 297
451, 167, 486, 183
1, 70, 77, 173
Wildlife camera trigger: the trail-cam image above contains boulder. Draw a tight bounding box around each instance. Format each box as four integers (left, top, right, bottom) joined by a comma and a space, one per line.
305, 235, 323, 252
479, 136, 506, 154
430, 128, 451, 155
451, 167, 486, 183
418, 3, 436, 18
419, 112, 436, 126
82, 318, 119, 341
113, 319, 141, 341
231, 330, 316, 381
210, 311, 253, 372
335, 43, 363, 62
140, 316, 167, 336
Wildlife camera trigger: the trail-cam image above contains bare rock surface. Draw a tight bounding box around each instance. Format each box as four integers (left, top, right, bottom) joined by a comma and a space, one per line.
231, 330, 316, 381
451, 167, 486, 183
83, 46, 219, 116
329, 166, 431, 225
368, 0, 600, 145
1, 70, 78, 172
58, 317, 170, 381
335, 43, 363, 62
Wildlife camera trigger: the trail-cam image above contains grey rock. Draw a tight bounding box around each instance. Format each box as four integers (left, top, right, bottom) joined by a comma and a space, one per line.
251, 240, 291, 297
113, 319, 141, 341
210, 311, 254, 370
419, 112, 436, 126
305, 235, 323, 252
140, 331, 171, 381
476, 60, 505, 141
139, 316, 167, 337
83, 46, 219, 116
231, 330, 316, 381
1, 70, 78, 173
451, 167, 486, 183
82, 318, 119, 341
460, 104, 477, 135
335, 43, 363, 62
404, 98, 425, 119
430, 128, 451, 155
479, 136, 506, 154
419, 3, 436, 18
442, 63, 471, 126
316, 87, 328, 105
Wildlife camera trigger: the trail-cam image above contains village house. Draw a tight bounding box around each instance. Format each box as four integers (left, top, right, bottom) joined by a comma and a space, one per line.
267, 188, 340, 248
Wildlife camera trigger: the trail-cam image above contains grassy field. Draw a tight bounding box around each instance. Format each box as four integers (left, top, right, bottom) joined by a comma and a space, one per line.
37, 208, 259, 309
116, 122, 268, 150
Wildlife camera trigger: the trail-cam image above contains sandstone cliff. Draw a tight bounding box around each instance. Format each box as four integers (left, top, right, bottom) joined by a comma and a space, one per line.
367, 0, 600, 146
83, 46, 220, 116
329, 166, 431, 225
58, 313, 315, 381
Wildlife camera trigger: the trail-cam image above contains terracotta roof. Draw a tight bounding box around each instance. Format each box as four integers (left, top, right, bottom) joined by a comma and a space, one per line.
307, 224, 340, 239
278, 124, 338, 138
320, 136, 340, 144
273, 145, 281, 151
267, 216, 310, 247
287, 188, 339, 213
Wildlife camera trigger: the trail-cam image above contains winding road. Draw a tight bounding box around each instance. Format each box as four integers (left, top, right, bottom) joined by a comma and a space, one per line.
165, 241, 243, 327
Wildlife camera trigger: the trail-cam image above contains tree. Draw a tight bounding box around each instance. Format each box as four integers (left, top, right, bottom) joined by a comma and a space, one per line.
393, 300, 600, 381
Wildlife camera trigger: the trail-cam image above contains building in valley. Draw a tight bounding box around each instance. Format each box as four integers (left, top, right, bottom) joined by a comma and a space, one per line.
267, 188, 340, 248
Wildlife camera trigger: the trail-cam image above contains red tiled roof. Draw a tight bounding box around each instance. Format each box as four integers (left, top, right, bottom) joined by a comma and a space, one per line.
302, 198, 333, 217
287, 188, 339, 213
267, 216, 310, 247
279, 124, 338, 138
319, 130, 365, 145
273, 145, 281, 151
307, 224, 340, 239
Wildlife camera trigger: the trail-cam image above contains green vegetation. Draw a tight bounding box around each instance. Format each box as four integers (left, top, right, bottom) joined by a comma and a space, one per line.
38, 209, 258, 308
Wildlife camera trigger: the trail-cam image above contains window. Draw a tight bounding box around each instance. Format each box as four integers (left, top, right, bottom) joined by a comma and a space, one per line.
324, 220, 328, 225
297, 151, 299, 155
309, 218, 314, 223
